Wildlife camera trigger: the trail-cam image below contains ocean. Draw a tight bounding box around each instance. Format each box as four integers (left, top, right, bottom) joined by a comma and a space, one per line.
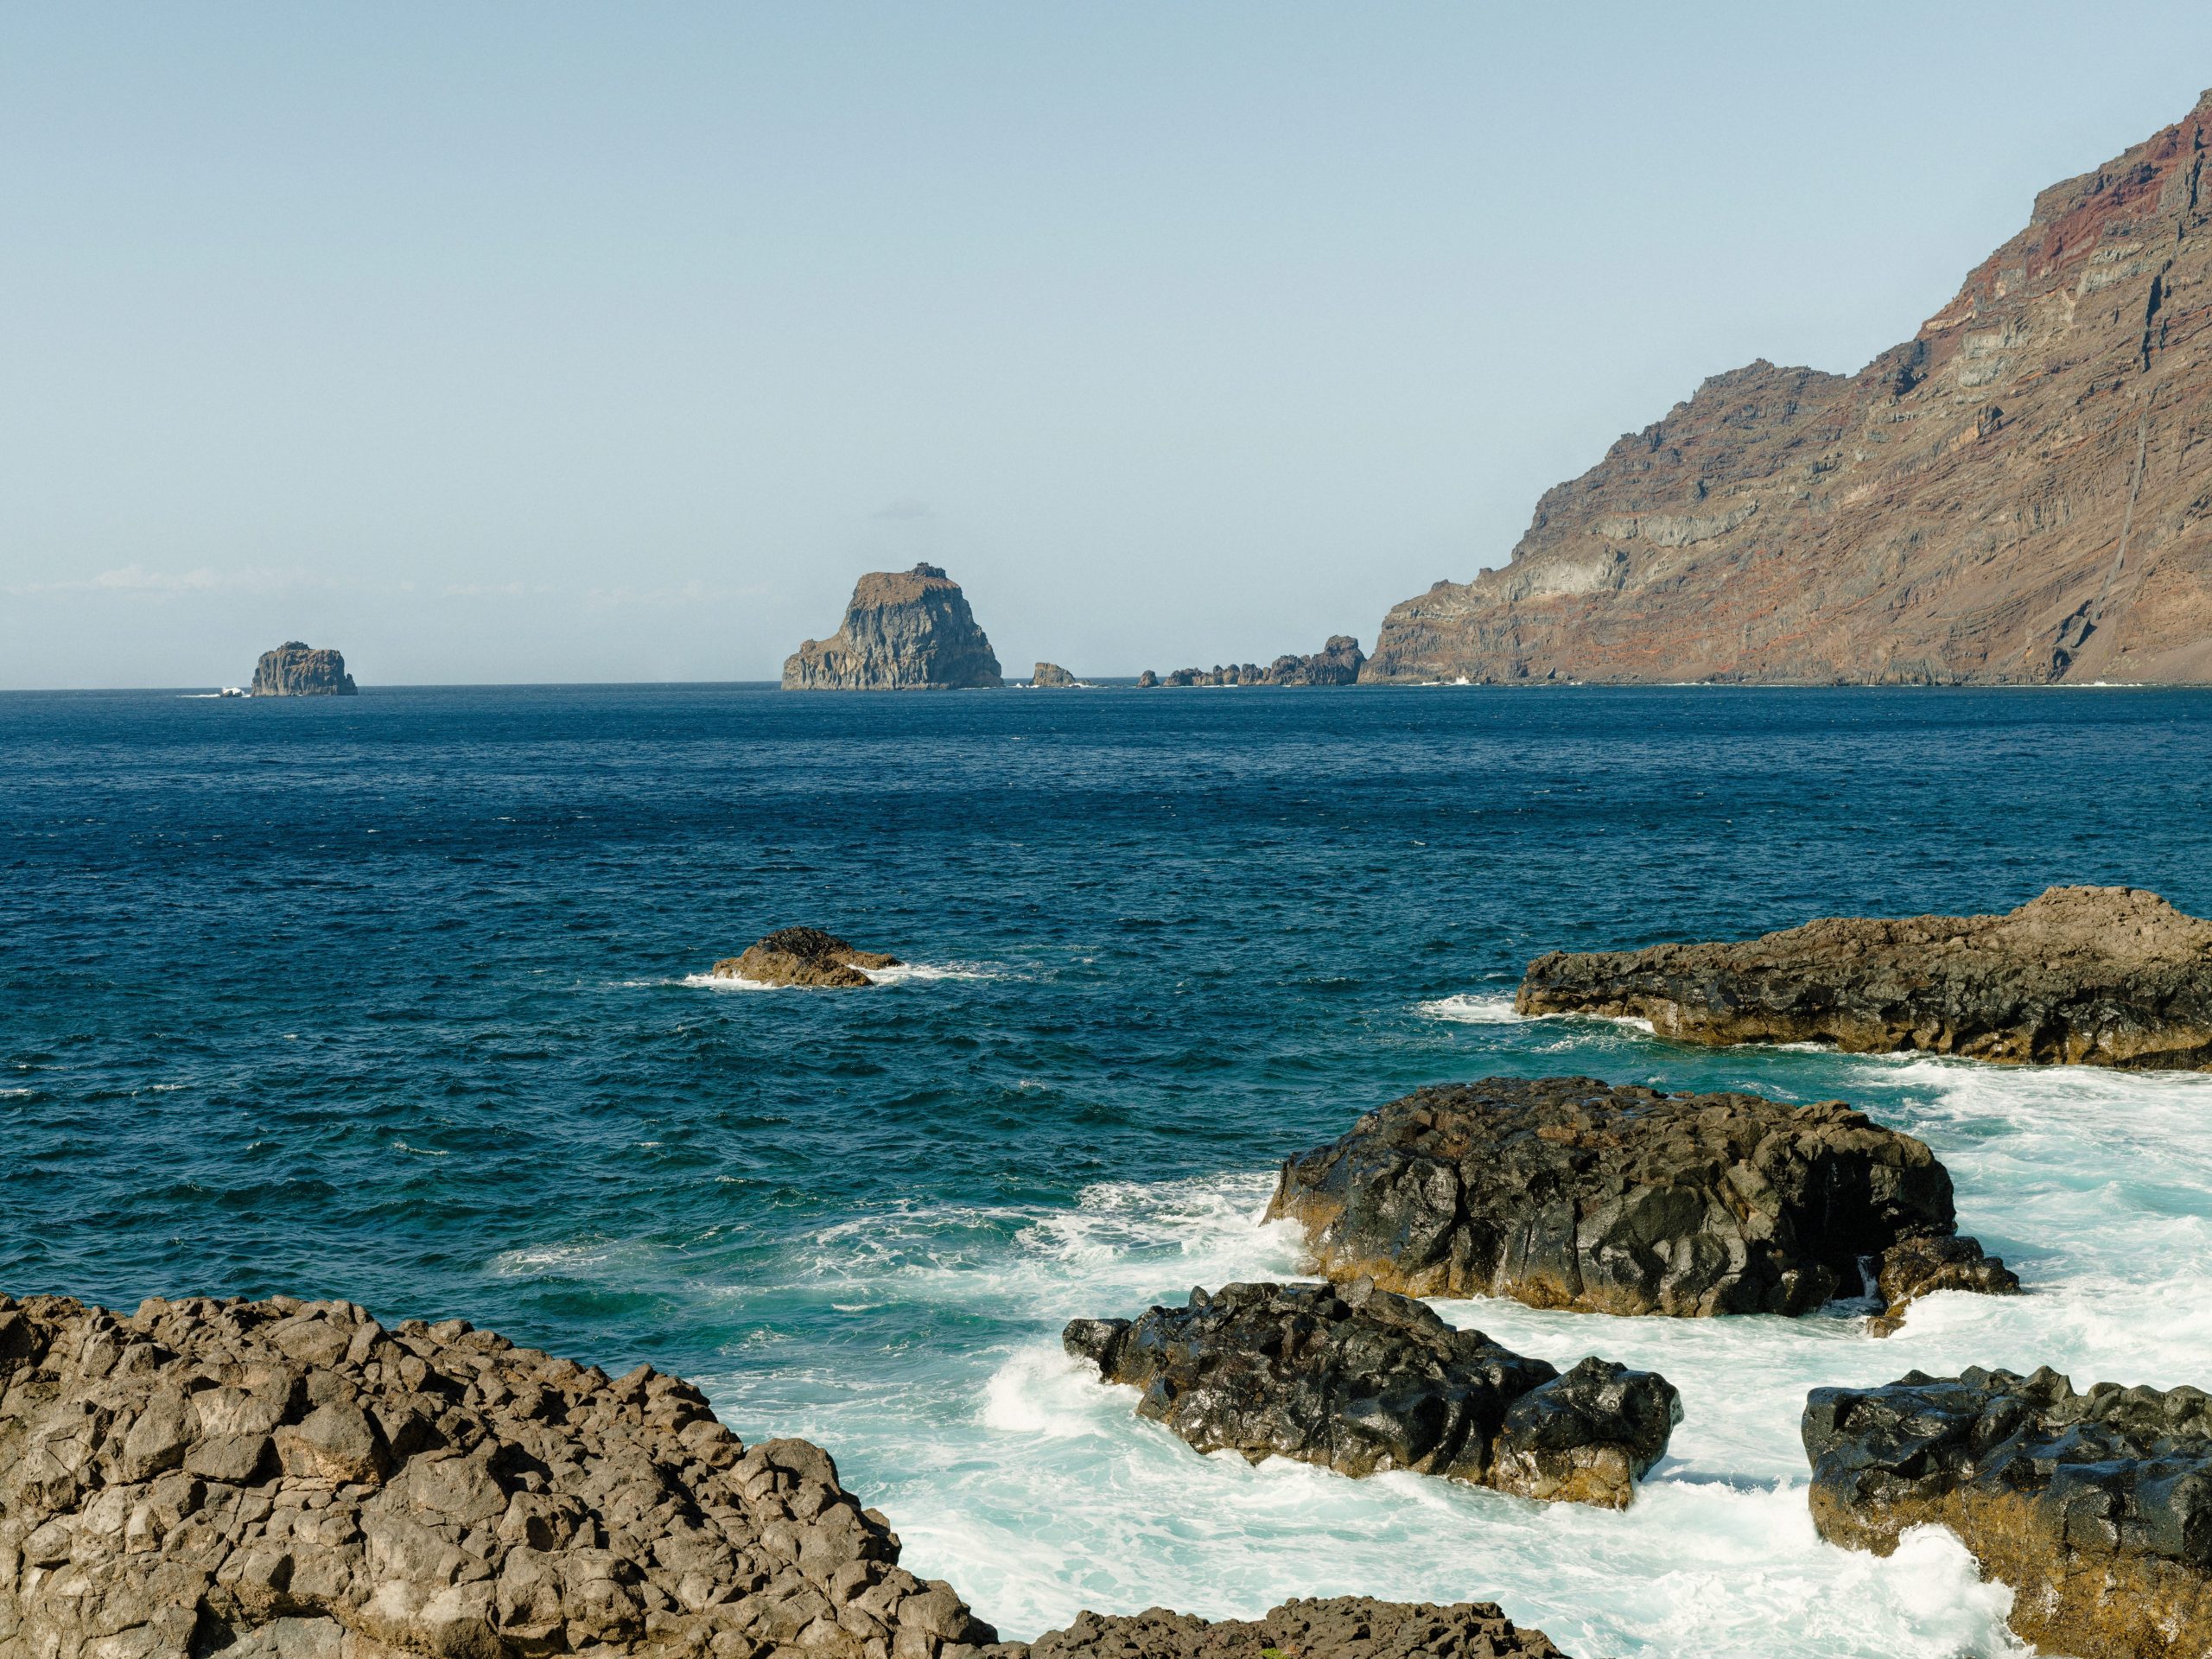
7, 682, 2212, 1657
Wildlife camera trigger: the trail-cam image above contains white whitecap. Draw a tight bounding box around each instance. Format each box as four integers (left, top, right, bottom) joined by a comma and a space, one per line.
1418, 993, 1524, 1024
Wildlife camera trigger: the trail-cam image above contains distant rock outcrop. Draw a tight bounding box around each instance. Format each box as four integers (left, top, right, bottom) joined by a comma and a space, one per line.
782, 566, 1002, 690
1141, 638, 1365, 687
1363, 90, 2212, 684
1805, 1365, 2212, 1659
1267, 1077, 2018, 1328
250, 643, 356, 696
711, 928, 899, 988
1065, 1281, 1680, 1509
1029, 663, 1077, 687
1516, 886, 2212, 1069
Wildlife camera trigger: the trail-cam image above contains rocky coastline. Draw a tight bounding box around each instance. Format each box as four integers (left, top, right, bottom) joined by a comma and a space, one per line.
1266, 1077, 2017, 1326
1065, 1281, 1679, 1510
1140, 638, 1365, 689
250, 645, 356, 697
1516, 886, 2212, 1069
783, 567, 1002, 691
1803, 1365, 2212, 1659
710, 929, 899, 988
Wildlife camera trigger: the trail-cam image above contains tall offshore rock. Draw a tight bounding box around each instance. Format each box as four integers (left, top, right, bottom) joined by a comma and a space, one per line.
781, 563, 1003, 690
1365, 90, 2212, 684
249, 641, 356, 696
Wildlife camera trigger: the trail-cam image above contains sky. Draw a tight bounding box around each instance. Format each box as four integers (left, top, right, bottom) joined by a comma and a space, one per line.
5, 4, 2212, 688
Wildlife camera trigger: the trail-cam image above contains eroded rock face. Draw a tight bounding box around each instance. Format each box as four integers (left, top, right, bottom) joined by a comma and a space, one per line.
1516, 886, 2212, 1070
1803, 1366, 2212, 1659
251, 644, 356, 696
1000, 1596, 1565, 1659
1265, 1077, 2018, 1325
1065, 1281, 1678, 1509
1363, 91, 2212, 686
0, 1292, 996, 1659
1142, 639, 1367, 688
710, 928, 900, 988
782, 567, 1002, 690
1029, 664, 1077, 688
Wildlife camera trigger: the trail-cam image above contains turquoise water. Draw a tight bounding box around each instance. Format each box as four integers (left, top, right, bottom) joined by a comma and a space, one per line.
7, 683, 2212, 1656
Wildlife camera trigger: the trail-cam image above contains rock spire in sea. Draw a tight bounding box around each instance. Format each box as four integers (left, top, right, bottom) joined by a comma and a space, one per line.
250, 642, 357, 696
782, 565, 1002, 690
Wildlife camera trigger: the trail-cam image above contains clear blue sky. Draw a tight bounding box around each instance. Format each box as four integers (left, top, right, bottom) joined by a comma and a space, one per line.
5, 3, 2210, 687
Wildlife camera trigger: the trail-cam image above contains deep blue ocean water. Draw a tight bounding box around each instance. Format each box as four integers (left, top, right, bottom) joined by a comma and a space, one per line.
8, 683, 2212, 1657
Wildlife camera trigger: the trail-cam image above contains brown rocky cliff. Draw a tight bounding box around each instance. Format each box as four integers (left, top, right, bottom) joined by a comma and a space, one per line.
783, 566, 1003, 690
250, 643, 357, 696
1365, 90, 2212, 684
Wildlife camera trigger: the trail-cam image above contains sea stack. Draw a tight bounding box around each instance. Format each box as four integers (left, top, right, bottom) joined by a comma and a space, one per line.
249, 642, 356, 696
1516, 887, 2212, 1069
710, 927, 900, 988
782, 564, 1002, 690
1030, 662, 1077, 687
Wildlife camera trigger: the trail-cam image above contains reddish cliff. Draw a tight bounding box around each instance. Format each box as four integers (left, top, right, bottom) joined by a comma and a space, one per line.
1366, 91, 2212, 684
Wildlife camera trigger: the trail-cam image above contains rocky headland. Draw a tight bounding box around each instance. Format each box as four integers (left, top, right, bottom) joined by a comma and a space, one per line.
1516, 886, 2212, 1069
710, 929, 899, 988
1362, 90, 2212, 685
782, 567, 1002, 690
1142, 638, 1366, 688
1803, 1365, 2212, 1659
1265, 1077, 2017, 1326
1064, 1281, 1679, 1510
0, 1292, 1573, 1659
250, 645, 356, 697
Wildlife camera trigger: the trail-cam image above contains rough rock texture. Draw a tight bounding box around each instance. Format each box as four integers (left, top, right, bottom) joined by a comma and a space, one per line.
1064, 1281, 1678, 1509
1135, 671, 1159, 688
1142, 639, 1367, 689
996, 1597, 1564, 1659
1516, 886, 2212, 1070
1804, 1366, 2212, 1659
1266, 1077, 2018, 1326
782, 567, 1001, 690
0, 1292, 998, 1659
710, 929, 899, 989
1028, 664, 1077, 688
250, 645, 356, 697
1365, 91, 2212, 685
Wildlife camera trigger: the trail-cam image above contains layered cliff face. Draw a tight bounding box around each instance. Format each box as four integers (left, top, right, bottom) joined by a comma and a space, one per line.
1366, 91, 2212, 684
250, 643, 356, 696
782, 566, 1002, 690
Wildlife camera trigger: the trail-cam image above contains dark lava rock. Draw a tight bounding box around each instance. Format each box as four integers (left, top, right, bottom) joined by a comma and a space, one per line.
1265, 1077, 2018, 1327
710, 926, 901, 988
1064, 1281, 1679, 1509
782, 564, 1003, 690
997, 1595, 1566, 1658
1516, 886, 2212, 1069
1804, 1365, 2212, 1659
250, 642, 356, 696
1147, 639, 1368, 689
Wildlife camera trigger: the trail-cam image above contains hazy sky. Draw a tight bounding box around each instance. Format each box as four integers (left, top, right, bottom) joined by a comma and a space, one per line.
7, 4, 2211, 687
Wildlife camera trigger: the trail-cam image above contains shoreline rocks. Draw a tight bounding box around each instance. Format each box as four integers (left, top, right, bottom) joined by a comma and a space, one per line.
1065, 1281, 1679, 1509
1140, 638, 1366, 688
1266, 1077, 2018, 1327
711, 928, 899, 988
1516, 886, 2212, 1070
1007, 1597, 1565, 1658
782, 565, 1003, 690
250, 643, 356, 697
1029, 664, 1077, 688
1803, 1365, 2212, 1659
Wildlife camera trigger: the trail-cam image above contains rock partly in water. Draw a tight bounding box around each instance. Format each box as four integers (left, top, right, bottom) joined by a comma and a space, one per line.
1516, 886, 2212, 1070
1029, 663, 1077, 688
782, 566, 1003, 690
0, 1291, 998, 1659
1064, 1281, 1679, 1510
250, 643, 356, 696
1000, 1596, 1566, 1658
1143, 639, 1367, 688
1804, 1365, 2212, 1659
1266, 1076, 2018, 1326
1135, 670, 1159, 688
710, 928, 899, 988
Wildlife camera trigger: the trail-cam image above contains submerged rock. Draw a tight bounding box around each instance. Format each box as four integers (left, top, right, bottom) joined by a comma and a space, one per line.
782, 565, 1003, 690
250, 642, 356, 696
1266, 1076, 2018, 1325
1516, 886, 2212, 1069
711, 927, 899, 988
1029, 663, 1077, 687
1064, 1281, 1679, 1509
1000, 1596, 1566, 1658
1803, 1365, 2212, 1659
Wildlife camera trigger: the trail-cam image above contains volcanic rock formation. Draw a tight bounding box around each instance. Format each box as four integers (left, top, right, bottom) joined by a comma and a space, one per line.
250, 644, 356, 697
1516, 886, 2212, 1069
1029, 664, 1077, 688
1266, 1077, 2018, 1326
710, 928, 899, 988
1803, 1365, 2212, 1659
1142, 638, 1367, 688
782, 566, 1002, 690
1064, 1281, 1679, 1509
0, 1292, 1574, 1659
1364, 91, 2212, 684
